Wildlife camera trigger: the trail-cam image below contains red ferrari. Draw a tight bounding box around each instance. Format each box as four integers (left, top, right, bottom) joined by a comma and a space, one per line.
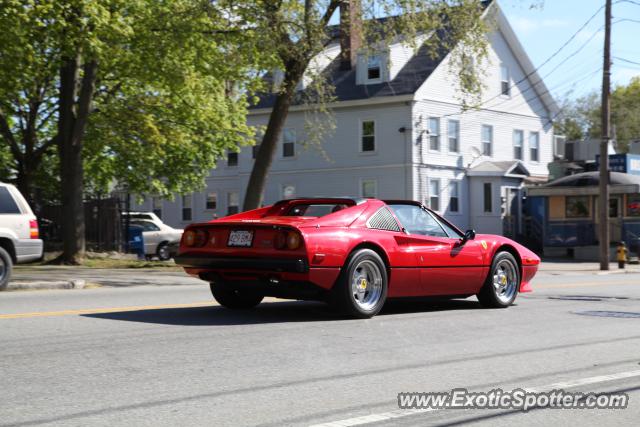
175, 197, 540, 318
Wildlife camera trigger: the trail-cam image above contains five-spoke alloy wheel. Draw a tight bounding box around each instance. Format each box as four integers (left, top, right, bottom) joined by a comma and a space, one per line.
477, 251, 520, 308
333, 249, 388, 318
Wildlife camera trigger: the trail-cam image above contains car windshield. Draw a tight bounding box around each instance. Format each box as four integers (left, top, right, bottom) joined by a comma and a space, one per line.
284, 203, 349, 217
388, 204, 461, 238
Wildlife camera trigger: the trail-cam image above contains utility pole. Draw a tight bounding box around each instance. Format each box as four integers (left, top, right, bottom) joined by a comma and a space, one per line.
599, 0, 612, 270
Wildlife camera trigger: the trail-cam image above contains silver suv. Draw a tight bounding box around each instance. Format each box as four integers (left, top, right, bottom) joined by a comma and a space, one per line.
0, 183, 43, 290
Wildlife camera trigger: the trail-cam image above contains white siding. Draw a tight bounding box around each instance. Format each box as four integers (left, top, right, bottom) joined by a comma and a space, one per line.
416, 29, 551, 119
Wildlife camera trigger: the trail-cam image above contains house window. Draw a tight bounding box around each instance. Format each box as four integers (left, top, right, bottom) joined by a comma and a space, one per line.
227, 192, 239, 215
181, 194, 192, 221
282, 185, 296, 199
481, 125, 493, 156
205, 192, 217, 210
530, 132, 540, 162
361, 179, 377, 198
252, 144, 260, 159
500, 65, 510, 96
361, 120, 375, 152
282, 128, 295, 158
483, 183, 492, 213
227, 151, 238, 166
428, 118, 440, 151
449, 181, 460, 213
513, 130, 524, 160
429, 179, 440, 211
566, 196, 589, 218
448, 120, 460, 153
367, 55, 381, 80
152, 197, 162, 219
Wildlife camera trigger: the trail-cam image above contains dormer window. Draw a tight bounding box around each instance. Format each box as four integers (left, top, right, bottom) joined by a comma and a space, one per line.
367, 55, 381, 81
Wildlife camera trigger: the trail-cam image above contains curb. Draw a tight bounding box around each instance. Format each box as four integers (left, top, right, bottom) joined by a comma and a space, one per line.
6, 279, 87, 291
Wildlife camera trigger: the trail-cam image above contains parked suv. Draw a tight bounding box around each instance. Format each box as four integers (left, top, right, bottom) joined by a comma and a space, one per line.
0, 183, 43, 290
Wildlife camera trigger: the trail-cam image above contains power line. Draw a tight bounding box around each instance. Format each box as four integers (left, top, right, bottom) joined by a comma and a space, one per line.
614, 56, 640, 66
463, 3, 608, 112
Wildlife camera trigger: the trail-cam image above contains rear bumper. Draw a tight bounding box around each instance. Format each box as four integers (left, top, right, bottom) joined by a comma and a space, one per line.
174, 254, 309, 273
15, 239, 43, 263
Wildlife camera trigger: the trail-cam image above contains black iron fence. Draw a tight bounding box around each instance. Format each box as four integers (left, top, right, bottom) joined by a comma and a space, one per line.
38, 195, 128, 252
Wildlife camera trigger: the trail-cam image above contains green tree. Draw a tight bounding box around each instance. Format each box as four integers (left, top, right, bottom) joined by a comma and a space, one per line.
557, 76, 640, 151
0, 0, 261, 263
239, 0, 491, 210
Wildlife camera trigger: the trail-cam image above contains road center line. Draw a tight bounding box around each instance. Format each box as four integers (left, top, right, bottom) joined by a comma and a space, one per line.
0, 302, 215, 319
309, 369, 640, 427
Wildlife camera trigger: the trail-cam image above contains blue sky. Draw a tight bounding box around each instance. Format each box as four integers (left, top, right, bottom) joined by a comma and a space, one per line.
500, 0, 640, 100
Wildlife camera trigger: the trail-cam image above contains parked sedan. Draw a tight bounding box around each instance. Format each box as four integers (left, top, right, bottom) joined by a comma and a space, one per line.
129, 220, 182, 260
175, 197, 540, 318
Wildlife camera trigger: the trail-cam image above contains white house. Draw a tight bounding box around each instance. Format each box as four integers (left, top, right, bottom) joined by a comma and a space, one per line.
134, 0, 559, 239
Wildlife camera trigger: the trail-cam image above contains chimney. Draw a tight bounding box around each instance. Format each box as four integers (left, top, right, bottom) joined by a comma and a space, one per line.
339, 0, 362, 70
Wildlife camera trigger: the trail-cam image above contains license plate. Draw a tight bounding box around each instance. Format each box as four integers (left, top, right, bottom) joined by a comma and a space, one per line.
228, 230, 254, 247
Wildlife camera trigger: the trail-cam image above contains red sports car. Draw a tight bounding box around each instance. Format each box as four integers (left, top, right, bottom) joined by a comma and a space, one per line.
175, 197, 540, 318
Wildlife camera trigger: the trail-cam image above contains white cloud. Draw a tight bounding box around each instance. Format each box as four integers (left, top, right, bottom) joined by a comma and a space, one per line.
511, 16, 570, 34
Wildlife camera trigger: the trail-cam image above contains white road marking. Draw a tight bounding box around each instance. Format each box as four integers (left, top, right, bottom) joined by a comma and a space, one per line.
309, 369, 640, 427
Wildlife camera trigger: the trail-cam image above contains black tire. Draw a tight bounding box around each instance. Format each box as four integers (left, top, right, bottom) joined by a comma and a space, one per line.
210, 283, 264, 309
156, 242, 171, 261
331, 249, 388, 318
477, 251, 520, 308
0, 246, 13, 291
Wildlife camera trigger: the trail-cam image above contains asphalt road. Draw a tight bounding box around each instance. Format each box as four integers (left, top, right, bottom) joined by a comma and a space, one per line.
1, 270, 640, 426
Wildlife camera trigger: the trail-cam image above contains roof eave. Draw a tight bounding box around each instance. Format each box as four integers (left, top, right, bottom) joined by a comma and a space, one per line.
493, 2, 560, 117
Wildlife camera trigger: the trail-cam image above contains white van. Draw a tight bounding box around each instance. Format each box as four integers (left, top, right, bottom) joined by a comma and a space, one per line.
0, 183, 43, 290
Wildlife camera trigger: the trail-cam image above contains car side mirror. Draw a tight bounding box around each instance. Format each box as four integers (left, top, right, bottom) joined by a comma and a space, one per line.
462, 229, 476, 243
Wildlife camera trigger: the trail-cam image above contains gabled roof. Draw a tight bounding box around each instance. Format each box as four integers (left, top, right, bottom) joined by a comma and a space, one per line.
251, 1, 493, 110
467, 160, 530, 178
492, 3, 559, 116
250, 0, 559, 116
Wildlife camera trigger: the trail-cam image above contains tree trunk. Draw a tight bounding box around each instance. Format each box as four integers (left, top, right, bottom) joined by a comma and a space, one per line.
243, 72, 302, 211
16, 165, 34, 207
56, 56, 97, 264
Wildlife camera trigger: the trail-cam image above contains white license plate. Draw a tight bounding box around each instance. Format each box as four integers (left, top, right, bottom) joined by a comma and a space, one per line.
227, 230, 254, 247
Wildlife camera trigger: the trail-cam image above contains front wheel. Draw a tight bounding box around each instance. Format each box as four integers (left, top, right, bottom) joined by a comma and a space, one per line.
331, 249, 388, 318
210, 283, 264, 309
0, 246, 13, 291
477, 252, 520, 308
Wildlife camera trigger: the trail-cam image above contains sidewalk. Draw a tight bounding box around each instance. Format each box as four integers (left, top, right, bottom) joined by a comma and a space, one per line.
538, 259, 640, 276
8, 265, 201, 290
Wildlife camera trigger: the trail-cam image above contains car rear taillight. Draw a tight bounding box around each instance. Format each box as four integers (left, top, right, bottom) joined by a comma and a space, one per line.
29, 220, 39, 239
194, 229, 208, 247
274, 231, 287, 249
274, 230, 302, 250
183, 229, 208, 248
286, 231, 302, 250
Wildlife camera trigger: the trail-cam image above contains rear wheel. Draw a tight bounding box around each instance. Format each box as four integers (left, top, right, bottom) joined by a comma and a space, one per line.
210, 283, 264, 309
331, 249, 388, 318
477, 252, 520, 308
0, 246, 12, 291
